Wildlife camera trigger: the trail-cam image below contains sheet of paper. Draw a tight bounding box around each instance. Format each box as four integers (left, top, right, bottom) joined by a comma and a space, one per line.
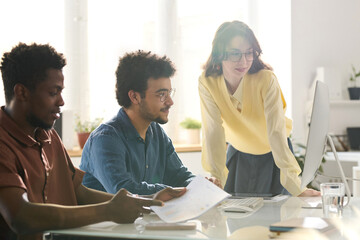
151, 175, 230, 223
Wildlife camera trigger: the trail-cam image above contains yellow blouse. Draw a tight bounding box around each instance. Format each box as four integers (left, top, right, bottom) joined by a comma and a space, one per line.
198, 70, 305, 196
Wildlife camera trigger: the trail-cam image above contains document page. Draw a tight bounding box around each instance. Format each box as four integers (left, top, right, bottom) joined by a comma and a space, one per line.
151, 175, 230, 223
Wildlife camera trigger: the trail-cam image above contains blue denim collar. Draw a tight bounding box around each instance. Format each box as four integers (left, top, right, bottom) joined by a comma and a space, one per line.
116, 108, 154, 142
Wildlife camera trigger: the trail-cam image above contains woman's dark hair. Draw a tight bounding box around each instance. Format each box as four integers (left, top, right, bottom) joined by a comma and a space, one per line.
115, 50, 175, 108
204, 20, 271, 77
0, 42, 66, 105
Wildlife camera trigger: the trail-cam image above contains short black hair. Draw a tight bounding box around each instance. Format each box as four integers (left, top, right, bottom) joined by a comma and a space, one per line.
0, 42, 66, 105
115, 50, 176, 108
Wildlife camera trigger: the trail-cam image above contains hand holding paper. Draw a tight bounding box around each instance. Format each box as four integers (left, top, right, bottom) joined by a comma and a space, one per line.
151, 175, 230, 223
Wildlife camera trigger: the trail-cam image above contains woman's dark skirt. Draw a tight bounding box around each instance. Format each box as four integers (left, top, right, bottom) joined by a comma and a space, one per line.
224, 138, 294, 195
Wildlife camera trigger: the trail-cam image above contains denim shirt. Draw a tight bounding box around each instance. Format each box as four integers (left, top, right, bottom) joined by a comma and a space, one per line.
80, 108, 195, 195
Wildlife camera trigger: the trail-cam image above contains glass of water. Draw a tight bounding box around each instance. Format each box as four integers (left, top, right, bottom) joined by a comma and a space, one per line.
320, 183, 345, 218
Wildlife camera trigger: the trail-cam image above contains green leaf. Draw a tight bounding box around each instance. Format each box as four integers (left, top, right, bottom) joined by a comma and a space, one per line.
74, 115, 103, 133
179, 117, 201, 129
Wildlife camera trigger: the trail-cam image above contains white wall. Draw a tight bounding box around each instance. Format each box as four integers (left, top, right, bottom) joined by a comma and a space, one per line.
178, 152, 208, 176
251, 0, 292, 117
291, 0, 360, 144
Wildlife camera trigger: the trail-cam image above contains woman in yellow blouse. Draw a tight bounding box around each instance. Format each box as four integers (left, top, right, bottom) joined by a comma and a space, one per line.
199, 20, 319, 196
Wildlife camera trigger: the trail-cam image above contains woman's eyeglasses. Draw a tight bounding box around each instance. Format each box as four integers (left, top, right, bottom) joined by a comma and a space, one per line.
225, 50, 254, 62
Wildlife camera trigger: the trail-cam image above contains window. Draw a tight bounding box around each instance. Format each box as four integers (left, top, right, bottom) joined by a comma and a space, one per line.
0, 0, 291, 145
0, 0, 64, 106
86, 0, 249, 142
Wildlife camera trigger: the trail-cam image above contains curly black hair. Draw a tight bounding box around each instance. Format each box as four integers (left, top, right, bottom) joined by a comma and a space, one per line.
115, 50, 176, 108
0, 42, 66, 105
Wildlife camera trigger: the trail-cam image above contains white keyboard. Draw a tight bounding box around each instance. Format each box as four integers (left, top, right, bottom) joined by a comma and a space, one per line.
218, 197, 264, 213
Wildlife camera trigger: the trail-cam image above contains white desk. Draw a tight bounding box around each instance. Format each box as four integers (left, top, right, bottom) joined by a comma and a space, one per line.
46, 197, 360, 240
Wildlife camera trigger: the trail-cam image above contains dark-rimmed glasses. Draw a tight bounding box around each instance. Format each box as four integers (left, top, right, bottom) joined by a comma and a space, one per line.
225, 50, 254, 62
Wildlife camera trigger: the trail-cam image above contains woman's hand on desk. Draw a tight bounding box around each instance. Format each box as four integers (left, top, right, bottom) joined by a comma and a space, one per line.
108, 188, 162, 223
206, 177, 223, 188
298, 188, 321, 197
153, 187, 186, 202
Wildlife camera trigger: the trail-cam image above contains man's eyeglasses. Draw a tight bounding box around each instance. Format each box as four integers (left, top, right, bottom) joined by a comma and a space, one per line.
225, 50, 254, 62
155, 88, 176, 102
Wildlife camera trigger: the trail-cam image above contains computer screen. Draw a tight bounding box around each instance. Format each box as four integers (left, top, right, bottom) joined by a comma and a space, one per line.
300, 81, 330, 189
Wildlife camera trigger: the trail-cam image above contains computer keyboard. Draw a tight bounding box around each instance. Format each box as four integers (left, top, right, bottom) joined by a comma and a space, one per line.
218, 197, 264, 213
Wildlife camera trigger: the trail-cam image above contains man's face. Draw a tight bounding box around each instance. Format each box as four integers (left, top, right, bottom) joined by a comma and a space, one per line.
138, 77, 174, 124
26, 68, 65, 130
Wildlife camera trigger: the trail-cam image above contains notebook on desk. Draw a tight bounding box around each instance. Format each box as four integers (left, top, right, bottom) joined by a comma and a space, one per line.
269, 217, 334, 233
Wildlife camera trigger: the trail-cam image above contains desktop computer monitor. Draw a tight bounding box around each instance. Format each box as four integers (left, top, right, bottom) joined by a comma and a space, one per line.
300, 81, 351, 205
52, 110, 74, 150
300, 81, 329, 189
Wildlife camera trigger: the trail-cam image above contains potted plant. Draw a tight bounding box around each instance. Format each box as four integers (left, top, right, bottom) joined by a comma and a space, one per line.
348, 65, 360, 100
75, 115, 103, 149
179, 117, 201, 144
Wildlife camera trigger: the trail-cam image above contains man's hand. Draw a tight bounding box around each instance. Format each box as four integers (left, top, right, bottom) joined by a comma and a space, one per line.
153, 187, 186, 202
205, 177, 223, 188
108, 189, 163, 223
298, 188, 321, 197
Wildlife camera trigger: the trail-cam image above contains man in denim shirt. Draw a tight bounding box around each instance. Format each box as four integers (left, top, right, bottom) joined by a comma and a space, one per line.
80, 51, 221, 195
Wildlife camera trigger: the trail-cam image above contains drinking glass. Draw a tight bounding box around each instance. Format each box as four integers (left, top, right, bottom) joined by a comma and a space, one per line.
320, 183, 345, 218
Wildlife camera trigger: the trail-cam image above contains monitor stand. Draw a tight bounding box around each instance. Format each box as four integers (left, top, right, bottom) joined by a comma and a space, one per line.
326, 134, 352, 207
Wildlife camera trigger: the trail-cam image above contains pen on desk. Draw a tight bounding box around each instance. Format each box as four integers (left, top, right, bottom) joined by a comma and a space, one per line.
223, 210, 247, 213
301, 206, 322, 209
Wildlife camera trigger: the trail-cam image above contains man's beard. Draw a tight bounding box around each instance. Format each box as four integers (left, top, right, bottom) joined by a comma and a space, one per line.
139, 102, 169, 125
27, 113, 54, 130
154, 115, 168, 124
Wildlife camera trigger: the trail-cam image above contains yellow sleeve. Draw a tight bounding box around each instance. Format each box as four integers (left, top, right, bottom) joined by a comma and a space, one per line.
263, 76, 306, 196
198, 78, 228, 186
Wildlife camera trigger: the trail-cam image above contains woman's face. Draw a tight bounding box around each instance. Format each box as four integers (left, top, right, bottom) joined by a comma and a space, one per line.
222, 35, 254, 82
